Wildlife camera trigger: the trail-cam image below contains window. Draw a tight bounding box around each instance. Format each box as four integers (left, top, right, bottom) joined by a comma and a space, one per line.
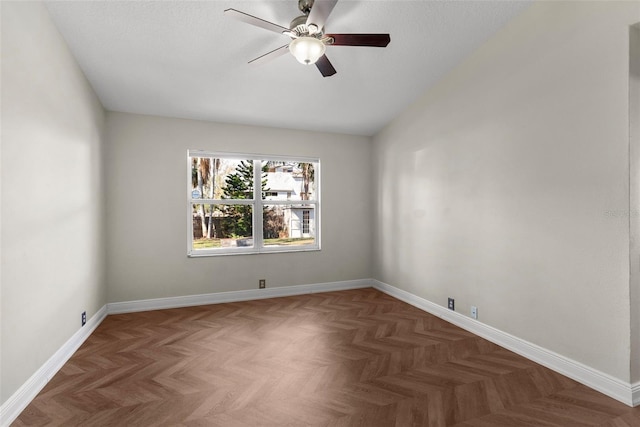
302, 210, 310, 234
188, 151, 320, 256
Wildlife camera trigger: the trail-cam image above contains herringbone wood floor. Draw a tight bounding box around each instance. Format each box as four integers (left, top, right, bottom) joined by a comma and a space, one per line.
13, 288, 640, 426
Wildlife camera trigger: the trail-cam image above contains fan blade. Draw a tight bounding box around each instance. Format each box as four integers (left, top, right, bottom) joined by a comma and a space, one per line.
315, 55, 337, 77
224, 9, 289, 34
248, 44, 290, 66
327, 34, 390, 47
306, 0, 338, 32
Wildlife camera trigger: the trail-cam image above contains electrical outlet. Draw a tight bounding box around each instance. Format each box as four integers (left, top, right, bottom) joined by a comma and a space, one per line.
447, 298, 455, 311
471, 306, 478, 319
81, 311, 86, 326
259, 279, 266, 289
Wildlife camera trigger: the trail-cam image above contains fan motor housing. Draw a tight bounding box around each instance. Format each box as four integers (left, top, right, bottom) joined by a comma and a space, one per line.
289, 15, 308, 32
290, 14, 308, 30
289, 14, 324, 38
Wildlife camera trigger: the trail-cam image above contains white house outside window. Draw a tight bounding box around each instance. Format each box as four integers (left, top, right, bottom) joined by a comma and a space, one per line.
188, 151, 320, 256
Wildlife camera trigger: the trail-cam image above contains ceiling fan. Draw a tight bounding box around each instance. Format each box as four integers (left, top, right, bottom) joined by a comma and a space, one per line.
224, 0, 390, 77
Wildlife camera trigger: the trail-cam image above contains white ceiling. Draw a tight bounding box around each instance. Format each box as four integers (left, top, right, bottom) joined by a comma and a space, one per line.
45, 0, 532, 136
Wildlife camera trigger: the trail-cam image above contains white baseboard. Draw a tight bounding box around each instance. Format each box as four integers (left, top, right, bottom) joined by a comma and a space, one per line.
107, 278, 373, 314
372, 279, 637, 408
0, 305, 108, 427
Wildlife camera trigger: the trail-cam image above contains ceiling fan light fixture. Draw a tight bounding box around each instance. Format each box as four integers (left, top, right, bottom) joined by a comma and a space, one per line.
289, 37, 325, 65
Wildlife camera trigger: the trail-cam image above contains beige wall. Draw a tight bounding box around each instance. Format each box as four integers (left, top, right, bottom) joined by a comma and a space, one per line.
1, 2, 106, 404
105, 112, 372, 303
372, 1, 640, 382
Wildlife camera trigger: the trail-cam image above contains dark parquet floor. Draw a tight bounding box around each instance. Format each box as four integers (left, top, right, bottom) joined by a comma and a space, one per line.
13, 288, 640, 426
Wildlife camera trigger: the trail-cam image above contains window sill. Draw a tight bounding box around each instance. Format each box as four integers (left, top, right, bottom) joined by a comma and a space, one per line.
188, 247, 321, 257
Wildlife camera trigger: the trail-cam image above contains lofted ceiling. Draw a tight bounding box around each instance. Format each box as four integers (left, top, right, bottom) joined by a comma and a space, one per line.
45, 0, 532, 136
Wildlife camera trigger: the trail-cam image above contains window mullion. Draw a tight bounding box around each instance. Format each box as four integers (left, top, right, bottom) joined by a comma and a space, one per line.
253, 159, 263, 250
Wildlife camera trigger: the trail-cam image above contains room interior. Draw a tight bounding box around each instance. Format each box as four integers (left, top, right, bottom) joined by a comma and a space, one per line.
1, 0, 640, 425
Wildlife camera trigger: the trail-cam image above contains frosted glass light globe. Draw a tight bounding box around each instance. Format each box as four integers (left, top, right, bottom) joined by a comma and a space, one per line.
289, 37, 326, 65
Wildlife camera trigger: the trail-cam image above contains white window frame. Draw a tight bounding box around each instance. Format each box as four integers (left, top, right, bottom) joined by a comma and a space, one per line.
187, 150, 321, 257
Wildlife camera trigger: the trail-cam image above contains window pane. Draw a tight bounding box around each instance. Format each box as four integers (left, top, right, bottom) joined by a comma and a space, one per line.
192, 204, 253, 250
303, 210, 310, 234
190, 157, 255, 200
263, 161, 316, 201
263, 205, 315, 247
